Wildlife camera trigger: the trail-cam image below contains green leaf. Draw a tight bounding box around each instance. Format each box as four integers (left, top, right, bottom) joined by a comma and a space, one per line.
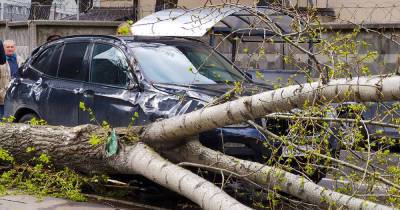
38, 153, 50, 164
89, 135, 102, 146
106, 130, 118, 157
79, 102, 86, 111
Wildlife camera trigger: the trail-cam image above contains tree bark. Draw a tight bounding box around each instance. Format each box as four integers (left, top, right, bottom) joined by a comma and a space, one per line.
0, 123, 250, 210
167, 139, 395, 210
113, 143, 250, 210
0, 124, 109, 172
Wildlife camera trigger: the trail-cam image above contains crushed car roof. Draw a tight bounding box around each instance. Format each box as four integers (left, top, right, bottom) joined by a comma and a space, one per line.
130, 5, 295, 37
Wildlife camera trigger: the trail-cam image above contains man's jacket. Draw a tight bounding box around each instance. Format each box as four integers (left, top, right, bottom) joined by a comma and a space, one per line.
0, 55, 24, 104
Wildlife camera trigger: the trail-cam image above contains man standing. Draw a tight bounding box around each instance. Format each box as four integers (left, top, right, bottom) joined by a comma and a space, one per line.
0, 40, 24, 118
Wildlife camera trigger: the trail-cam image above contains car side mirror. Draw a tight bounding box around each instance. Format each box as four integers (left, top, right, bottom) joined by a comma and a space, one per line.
12, 77, 21, 85
127, 81, 139, 90
18, 66, 27, 77
245, 72, 253, 79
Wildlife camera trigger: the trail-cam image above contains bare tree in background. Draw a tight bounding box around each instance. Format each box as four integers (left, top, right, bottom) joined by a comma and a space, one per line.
29, 0, 52, 20
29, 0, 93, 20
155, 0, 178, 12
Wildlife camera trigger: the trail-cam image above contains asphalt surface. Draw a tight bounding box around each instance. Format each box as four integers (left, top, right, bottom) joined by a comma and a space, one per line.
0, 195, 119, 210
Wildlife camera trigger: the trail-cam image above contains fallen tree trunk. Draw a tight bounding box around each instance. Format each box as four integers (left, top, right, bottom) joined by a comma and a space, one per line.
167, 139, 395, 210
0, 123, 394, 209
141, 75, 400, 146
0, 123, 250, 210
111, 143, 250, 210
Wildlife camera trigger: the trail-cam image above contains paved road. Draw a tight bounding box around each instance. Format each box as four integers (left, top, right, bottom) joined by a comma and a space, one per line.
0, 195, 118, 210
0, 194, 161, 210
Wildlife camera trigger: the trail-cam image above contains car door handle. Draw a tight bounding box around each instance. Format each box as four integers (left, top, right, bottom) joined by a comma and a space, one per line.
73, 88, 83, 94
83, 90, 94, 98
13, 78, 22, 85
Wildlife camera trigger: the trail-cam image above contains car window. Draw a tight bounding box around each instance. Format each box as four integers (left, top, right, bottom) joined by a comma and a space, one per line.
129, 42, 245, 85
90, 43, 129, 87
31, 45, 61, 76
58, 42, 89, 81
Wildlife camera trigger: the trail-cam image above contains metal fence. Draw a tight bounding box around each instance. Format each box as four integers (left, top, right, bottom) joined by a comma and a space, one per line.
0, 0, 139, 21
2, 1, 400, 23
288, 0, 400, 23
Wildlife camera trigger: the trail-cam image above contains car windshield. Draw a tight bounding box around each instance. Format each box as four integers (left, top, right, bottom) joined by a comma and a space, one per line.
129, 42, 246, 85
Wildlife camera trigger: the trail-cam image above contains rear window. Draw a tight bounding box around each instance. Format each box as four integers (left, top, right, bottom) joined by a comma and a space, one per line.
58, 42, 90, 81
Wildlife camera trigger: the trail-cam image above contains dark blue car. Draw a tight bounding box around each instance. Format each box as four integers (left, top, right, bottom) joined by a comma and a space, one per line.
5, 35, 277, 161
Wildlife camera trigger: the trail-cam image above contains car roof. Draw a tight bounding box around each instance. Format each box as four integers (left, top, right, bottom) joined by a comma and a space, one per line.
32, 35, 209, 58
130, 6, 296, 38
47, 34, 201, 43
47, 35, 121, 43
120, 36, 206, 45
44, 35, 206, 47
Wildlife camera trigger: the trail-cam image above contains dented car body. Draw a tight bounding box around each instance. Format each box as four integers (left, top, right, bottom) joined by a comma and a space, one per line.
4, 35, 274, 160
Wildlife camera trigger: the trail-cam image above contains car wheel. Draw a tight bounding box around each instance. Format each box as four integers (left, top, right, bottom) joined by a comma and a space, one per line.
18, 113, 39, 124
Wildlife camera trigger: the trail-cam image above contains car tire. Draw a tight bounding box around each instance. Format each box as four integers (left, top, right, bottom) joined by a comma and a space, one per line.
18, 113, 38, 123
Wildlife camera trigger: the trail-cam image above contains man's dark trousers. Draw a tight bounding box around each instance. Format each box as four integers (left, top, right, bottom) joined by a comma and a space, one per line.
0, 105, 4, 118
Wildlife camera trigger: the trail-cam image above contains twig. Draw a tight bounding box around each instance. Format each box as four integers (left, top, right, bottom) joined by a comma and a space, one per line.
265, 114, 400, 129
177, 162, 318, 208
107, 179, 129, 186
0, 198, 26, 204
204, 88, 237, 108
102, 185, 139, 190
83, 193, 170, 210
247, 121, 400, 190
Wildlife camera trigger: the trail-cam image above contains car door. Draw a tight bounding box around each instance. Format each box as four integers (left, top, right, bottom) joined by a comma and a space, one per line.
7, 44, 62, 122
45, 41, 90, 126
78, 42, 141, 127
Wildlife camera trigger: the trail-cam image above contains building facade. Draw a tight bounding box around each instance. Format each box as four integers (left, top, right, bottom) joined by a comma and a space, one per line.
290, 0, 400, 23
0, 0, 76, 21
0, 0, 30, 21
97, 0, 256, 19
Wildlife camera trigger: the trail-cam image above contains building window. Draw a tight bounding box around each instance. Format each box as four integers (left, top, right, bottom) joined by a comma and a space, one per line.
257, 0, 281, 6
155, 0, 178, 12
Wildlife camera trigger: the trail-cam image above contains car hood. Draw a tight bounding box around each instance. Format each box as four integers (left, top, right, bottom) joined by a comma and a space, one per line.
132, 82, 270, 124
151, 82, 270, 103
